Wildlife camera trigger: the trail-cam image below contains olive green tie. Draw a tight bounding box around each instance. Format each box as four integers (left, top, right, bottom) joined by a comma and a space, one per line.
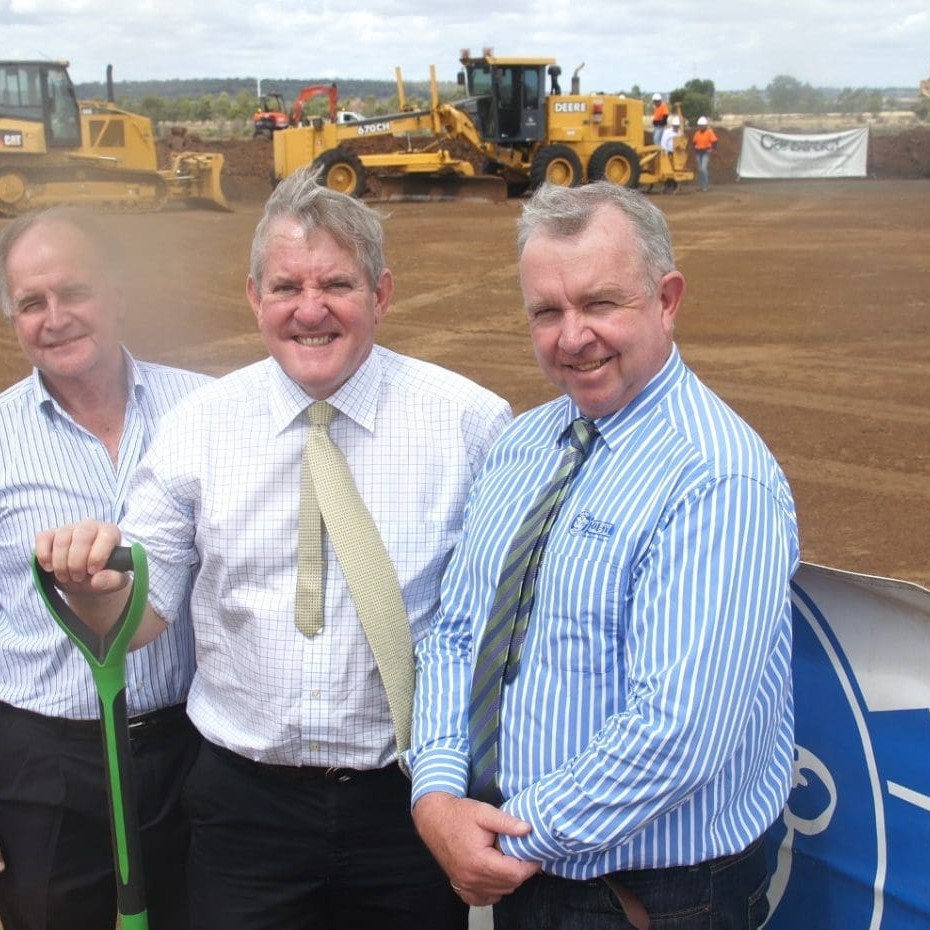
294, 401, 415, 753
469, 417, 599, 804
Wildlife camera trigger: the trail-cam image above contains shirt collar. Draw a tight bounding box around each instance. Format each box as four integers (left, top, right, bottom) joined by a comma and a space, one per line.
560, 345, 683, 451
266, 346, 383, 436
33, 346, 141, 420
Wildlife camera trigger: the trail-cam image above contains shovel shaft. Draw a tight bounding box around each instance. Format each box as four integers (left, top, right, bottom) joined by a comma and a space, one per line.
32, 542, 150, 929
100, 688, 147, 925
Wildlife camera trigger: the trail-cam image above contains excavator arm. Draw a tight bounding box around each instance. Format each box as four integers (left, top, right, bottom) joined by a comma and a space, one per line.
290, 84, 339, 126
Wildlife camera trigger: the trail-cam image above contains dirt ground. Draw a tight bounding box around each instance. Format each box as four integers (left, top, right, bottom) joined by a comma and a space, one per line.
1, 134, 929, 590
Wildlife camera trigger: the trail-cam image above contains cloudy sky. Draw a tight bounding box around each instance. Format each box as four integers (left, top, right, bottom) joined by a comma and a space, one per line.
4, 0, 928, 94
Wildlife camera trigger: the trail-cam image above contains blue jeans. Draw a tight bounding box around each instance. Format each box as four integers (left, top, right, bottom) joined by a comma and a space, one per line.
493, 838, 769, 929
696, 151, 712, 190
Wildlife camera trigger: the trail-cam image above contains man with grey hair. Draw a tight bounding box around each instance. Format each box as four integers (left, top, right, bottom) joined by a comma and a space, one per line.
0, 207, 210, 930
36, 168, 512, 928
409, 182, 800, 929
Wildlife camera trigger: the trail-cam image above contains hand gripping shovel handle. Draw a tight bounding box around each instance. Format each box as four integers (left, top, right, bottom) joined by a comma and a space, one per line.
32, 543, 150, 930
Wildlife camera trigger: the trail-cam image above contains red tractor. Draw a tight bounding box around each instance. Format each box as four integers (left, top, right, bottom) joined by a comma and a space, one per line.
251, 84, 339, 139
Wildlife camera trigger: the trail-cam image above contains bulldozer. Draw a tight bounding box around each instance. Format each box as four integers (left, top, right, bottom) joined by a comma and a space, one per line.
0, 60, 229, 216
271, 49, 693, 201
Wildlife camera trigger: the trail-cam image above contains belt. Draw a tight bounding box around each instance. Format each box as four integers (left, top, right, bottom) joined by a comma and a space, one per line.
0, 700, 188, 739
208, 740, 400, 783
601, 875, 651, 930
598, 837, 766, 930
127, 702, 189, 735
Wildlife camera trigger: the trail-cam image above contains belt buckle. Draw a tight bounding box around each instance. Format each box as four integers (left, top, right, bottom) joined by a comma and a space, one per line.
127, 715, 151, 734
324, 766, 353, 783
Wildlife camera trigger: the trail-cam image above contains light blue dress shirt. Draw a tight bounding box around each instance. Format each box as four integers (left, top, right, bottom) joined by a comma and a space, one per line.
0, 353, 210, 719
410, 346, 800, 878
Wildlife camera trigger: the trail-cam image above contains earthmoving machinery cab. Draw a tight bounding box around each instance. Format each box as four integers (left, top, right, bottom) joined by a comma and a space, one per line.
456, 52, 554, 146
0, 60, 228, 215
253, 92, 289, 137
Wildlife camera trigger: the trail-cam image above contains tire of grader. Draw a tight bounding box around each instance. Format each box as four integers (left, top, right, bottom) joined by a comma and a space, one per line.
529, 144, 583, 189
312, 148, 367, 198
587, 142, 641, 189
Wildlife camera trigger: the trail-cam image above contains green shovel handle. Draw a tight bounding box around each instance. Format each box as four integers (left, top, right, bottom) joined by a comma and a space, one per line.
32, 543, 150, 929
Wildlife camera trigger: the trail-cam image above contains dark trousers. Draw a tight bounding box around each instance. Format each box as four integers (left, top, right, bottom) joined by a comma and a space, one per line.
185, 740, 467, 930
494, 838, 770, 930
0, 700, 200, 930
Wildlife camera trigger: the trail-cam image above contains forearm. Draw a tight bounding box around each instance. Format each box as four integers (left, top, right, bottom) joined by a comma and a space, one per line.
409, 599, 475, 802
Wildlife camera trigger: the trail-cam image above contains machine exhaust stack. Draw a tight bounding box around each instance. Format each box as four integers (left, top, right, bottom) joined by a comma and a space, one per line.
571, 62, 585, 95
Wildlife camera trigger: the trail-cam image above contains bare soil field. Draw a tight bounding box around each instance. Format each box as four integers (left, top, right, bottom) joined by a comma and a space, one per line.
1, 134, 929, 589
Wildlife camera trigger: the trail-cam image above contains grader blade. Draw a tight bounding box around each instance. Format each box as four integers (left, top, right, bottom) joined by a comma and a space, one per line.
166, 152, 232, 211
374, 174, 507, 204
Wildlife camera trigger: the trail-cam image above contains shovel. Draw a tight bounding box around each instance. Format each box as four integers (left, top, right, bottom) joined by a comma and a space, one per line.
32, 542, 150, 930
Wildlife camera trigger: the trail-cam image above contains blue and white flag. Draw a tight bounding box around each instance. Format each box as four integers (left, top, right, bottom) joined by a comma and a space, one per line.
764, 562, 930, 928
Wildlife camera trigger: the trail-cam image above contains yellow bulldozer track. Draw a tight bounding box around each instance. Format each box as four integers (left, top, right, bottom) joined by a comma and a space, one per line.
0, 153, 230, 218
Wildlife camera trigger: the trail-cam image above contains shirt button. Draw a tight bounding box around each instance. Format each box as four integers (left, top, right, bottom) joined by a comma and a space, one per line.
310, 741, 320, 752
311, 689, 321, 698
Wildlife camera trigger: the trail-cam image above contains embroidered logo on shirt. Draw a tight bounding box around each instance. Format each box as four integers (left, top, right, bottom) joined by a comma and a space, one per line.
568, 510, 614, 540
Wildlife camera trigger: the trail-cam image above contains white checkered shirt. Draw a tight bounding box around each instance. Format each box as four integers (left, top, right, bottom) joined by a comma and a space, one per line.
122, 347, 512, 768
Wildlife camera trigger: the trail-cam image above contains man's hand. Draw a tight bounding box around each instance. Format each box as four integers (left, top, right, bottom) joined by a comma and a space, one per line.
34, 520, 127, 596
412, 791, 541, 907
34, 520, 167, 648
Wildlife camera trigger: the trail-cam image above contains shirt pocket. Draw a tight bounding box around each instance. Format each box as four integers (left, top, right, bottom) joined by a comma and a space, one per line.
532, 546, 625, 677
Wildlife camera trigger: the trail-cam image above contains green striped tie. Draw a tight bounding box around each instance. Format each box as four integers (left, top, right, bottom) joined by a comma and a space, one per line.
468, 417, 598, 804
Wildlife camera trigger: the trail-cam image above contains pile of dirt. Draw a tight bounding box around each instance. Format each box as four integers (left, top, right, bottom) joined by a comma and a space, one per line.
868, 128, 930, 179
157, 125, 930, 202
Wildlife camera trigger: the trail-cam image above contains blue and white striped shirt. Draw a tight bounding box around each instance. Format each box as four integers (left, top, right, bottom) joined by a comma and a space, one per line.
410, 347, 800, 877
0, 354, 211, 719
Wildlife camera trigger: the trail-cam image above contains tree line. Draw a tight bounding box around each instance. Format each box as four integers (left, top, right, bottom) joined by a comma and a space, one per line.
634, 77, 921, 123
75, 74, 926, 131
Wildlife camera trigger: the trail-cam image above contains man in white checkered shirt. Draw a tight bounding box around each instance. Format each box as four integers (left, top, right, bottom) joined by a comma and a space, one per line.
36, 169, 512, 930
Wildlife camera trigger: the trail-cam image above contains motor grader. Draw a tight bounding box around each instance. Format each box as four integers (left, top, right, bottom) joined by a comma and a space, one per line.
458, 50, 693, 194
271, 50, 692, 201
0, 60, 229, 216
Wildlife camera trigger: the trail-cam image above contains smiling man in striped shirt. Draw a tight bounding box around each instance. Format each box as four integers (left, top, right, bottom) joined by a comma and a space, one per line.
0, 208, 210, 930
409, 182, 800, 929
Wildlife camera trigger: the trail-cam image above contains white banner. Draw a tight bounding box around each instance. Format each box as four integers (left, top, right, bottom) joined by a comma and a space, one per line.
737, 127, 869, 179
